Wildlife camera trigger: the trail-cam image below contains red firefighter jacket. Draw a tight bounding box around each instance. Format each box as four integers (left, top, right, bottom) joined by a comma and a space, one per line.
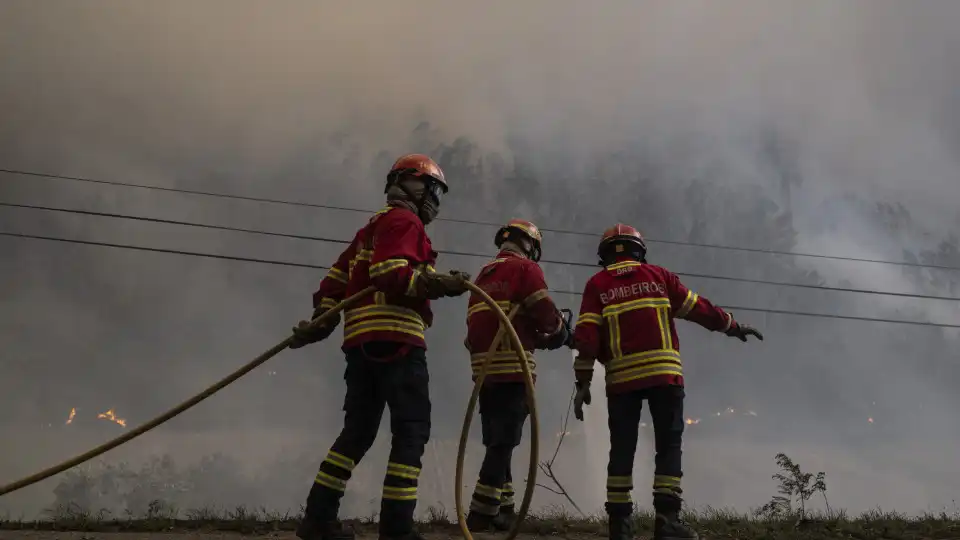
573, 257, 737, 394
465, 250, 563, 384
312, 205, 437, 352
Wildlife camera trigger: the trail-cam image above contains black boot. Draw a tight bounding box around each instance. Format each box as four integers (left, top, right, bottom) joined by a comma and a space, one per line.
491, 506, 517, 531
296, 518, 355, 540
466, 510, 498, 532
654, 509, 699, 540
607, 513, 634, 540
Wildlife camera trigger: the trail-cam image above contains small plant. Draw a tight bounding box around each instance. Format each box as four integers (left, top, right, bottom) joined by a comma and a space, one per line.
757, 452, 829, 521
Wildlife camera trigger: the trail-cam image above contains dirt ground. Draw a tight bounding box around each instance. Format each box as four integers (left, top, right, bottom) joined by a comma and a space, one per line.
0, 533, 552, 540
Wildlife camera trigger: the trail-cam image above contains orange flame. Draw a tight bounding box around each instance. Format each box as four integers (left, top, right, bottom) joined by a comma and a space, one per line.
685, 418, 701, 425
65, 407, 76, 425
97, 409, 127, 427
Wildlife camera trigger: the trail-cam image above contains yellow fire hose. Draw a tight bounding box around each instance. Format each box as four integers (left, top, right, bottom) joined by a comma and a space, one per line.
0, 280, 536, 540
454, 283, 538, 540
0, 286, 377, 498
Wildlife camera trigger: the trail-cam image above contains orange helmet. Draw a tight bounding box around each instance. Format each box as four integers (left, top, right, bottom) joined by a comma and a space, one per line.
386, 153, 447, 198
495, 218, 543, 262
598, 223, 647, 265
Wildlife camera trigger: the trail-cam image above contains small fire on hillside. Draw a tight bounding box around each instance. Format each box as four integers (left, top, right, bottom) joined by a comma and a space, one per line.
65, 407, 76, 425
98, 409, 127, 427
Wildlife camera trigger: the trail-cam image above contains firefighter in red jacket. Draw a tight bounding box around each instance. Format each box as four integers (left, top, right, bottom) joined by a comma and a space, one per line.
572, 224, 763, 540
288, 154, 472, 540
463, 219, 570, 532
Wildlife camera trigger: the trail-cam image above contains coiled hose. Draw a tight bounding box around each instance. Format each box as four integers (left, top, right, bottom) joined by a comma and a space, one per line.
455, 282, 538, 540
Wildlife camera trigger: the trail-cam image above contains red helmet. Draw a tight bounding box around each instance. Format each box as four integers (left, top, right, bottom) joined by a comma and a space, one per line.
598, 223, 647, 264
386, 153, 447, 195
495, 218, 543, 261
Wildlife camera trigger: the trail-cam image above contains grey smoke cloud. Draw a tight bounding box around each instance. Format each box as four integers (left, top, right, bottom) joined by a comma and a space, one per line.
2, 0, 959, 520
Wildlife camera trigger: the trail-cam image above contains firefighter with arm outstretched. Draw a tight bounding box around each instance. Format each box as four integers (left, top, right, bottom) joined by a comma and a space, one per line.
462, 219, 570, 532
572, 224, 763, 540
288, 154, 472, 540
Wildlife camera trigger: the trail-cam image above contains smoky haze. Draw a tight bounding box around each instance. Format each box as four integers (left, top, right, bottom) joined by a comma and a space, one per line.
2, 0, 959, 520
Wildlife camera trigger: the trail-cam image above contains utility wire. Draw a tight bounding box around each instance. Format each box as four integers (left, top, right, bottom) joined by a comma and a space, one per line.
2, 230, 958, 330
0, 231, 328, 270
4, 200, 959, 302
4, 166, 958, 271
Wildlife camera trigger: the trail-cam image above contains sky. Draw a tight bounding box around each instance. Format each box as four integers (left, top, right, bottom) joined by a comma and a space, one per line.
1, 0, 959, 520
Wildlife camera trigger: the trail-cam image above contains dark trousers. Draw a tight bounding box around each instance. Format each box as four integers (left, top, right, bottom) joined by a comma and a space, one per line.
469, 382, 529, 516
605, 385, 685, 517
304, 345, 431, 536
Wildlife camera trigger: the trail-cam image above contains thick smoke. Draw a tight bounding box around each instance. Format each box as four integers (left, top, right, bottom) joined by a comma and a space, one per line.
1, 0, 959, 519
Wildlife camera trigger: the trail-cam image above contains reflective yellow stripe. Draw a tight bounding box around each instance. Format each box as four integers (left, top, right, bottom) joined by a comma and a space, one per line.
607, 491, 632, 504
608, 349, 681, 371
345, 304, 425, 327
577, 312, 602, 325
326, 267, 348, 284
658, 306, 673, 350
355, 249, 373, 262
608, 314, 623, 359
369, 258, 410, 278
467, 300, 511, 318
653, 475, 681, 489
606, 261, 643, 271
675, 290, 699, 318
470, 351, 536, 377
319, 297, 338, 311
315, 471, 347, 491
386, 462, 421, 480
343, 321, 426, 342
324, 450, 356, 472
382, 486, 418, 501
522, 289, 549, 308
607, 475, 633, 488
602, 297, 670, 317
474, 483, 502, 499
405, 270, 421, 296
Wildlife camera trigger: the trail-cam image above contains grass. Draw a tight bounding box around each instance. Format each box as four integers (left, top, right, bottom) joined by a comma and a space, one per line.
2, 503, 960, 539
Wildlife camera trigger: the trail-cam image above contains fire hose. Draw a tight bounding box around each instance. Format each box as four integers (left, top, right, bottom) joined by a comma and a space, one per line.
454, 301, 537, 540
0, 280, 538, 540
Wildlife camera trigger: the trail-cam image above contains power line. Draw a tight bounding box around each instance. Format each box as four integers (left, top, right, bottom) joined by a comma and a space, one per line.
4, 166, 958, 272
2, 230, 958, 330
5, 200, 960, 302
0, 231, 328, 270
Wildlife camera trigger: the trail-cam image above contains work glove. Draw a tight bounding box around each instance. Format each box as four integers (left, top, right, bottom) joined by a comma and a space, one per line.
289, 308, 341, 349
573, 381, 592, 421
418, 270, 471, 299
725, 322, 764, 342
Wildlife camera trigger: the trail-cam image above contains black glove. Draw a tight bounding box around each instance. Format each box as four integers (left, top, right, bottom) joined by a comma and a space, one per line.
573, 381, 592, 421
558, 308, 577, 348
725, 322, 764, 342
542, 323, 569, 350
418, 270, 471, 300
289, 308, 341, 349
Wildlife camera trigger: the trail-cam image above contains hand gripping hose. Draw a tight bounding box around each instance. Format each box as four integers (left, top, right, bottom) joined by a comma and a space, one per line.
0, 286, 377, 497
455, 282, 539, 540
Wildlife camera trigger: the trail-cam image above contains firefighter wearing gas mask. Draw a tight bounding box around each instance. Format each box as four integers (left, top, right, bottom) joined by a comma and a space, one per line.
289, 154, 472, 540
462, 219, 570, 532
572, 224, 763, 540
